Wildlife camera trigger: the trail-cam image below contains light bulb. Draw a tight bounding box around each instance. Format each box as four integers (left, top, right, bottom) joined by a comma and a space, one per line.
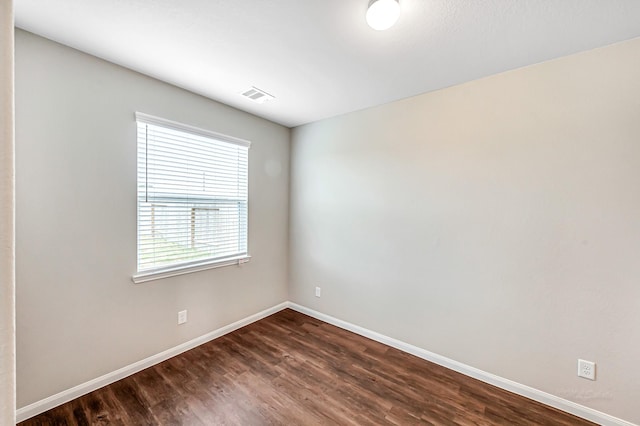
366, 0, 401, 31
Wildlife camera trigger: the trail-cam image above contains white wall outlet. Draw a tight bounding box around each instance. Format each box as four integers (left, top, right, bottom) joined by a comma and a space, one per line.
315, 286, 321, 297
178, 310, 188, 325
578, 359, 596, 380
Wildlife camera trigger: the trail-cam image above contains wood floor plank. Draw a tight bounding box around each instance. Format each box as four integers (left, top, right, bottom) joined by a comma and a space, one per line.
19, 309, 595, 425
77, 391, 121, 425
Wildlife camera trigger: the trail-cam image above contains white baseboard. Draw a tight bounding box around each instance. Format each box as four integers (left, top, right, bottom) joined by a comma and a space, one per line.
16, 302, 289, 423
287, 303, 636, 426
16, 301, 636, 426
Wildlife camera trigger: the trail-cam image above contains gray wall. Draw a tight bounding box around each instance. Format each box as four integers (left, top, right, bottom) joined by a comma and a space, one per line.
290, 38, 640, 423
15, 30, 290, 407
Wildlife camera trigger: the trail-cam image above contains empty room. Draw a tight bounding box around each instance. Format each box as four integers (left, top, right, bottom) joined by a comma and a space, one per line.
2, 0, 640, 424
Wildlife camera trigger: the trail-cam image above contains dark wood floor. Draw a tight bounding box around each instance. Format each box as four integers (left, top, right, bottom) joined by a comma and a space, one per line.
20, 309, 594, 425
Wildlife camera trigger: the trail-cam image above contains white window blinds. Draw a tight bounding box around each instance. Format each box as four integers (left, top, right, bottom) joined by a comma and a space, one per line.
136, 113, 250, 274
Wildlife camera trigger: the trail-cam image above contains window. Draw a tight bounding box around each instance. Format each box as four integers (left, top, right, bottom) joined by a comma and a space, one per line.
134, 113, 250, 282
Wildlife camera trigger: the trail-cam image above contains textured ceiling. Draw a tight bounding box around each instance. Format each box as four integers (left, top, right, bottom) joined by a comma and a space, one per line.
14, 0, 640, 127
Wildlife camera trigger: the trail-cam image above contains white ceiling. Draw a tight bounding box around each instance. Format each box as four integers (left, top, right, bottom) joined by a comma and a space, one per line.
15, 0, 640, 128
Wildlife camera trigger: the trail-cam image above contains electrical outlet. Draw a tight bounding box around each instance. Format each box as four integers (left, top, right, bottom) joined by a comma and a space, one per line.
178, 310, 188, 325
578, 359, 596, 380
315, 287, 321, 297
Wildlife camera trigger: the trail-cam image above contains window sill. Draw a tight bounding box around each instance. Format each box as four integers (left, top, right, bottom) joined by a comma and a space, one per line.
132, 255, 251, 284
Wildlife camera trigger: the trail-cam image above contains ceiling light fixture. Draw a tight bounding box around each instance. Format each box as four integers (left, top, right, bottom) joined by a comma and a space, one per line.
366, 0, 401, 31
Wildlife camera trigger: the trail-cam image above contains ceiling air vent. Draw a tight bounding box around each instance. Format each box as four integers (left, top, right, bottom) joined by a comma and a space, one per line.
241, 86, 275, 104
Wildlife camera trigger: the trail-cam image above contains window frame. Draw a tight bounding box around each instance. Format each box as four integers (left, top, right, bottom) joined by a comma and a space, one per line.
132, 112, 251, 284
